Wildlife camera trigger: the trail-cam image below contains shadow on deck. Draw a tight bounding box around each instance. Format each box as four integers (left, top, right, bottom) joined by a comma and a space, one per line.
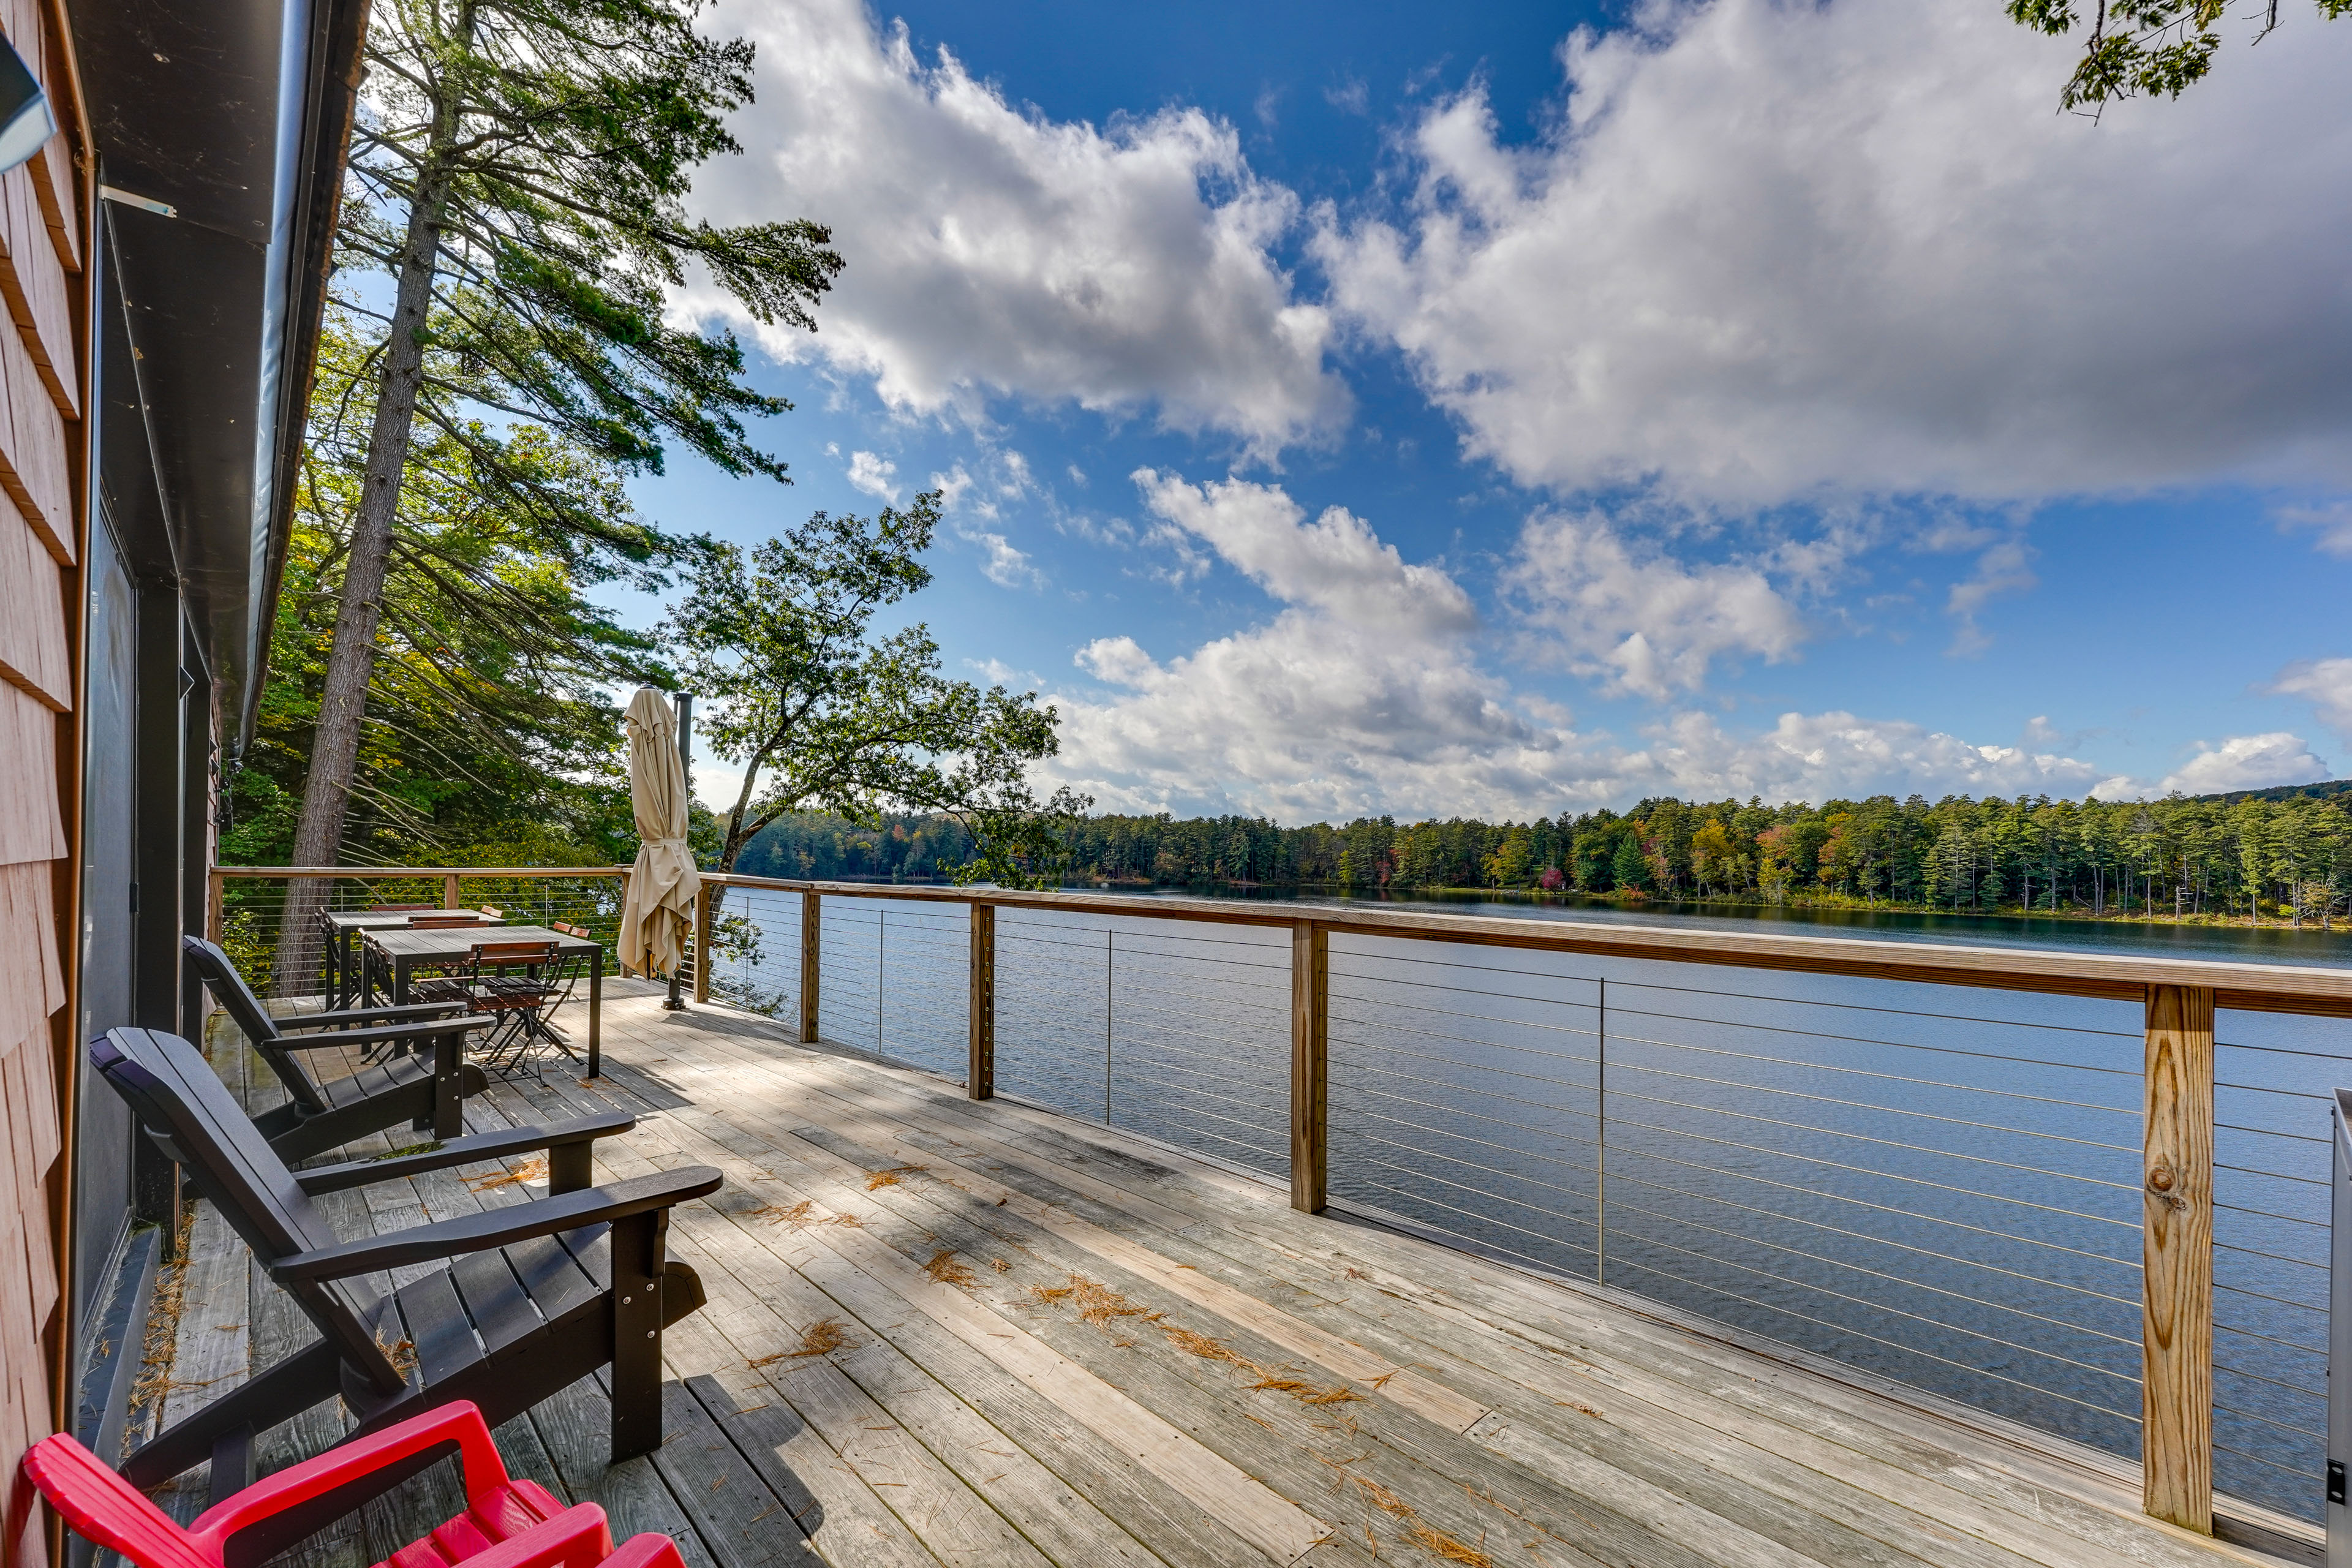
136, 979, 2296, 1568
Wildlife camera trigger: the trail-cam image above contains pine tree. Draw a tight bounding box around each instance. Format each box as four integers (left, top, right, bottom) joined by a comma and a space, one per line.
282, 0, 841, 960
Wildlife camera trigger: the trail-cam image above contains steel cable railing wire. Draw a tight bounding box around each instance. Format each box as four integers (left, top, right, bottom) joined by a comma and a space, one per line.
992, 911, 1287, 1179
1596, 1134, 2138, 1273
1330, 1008, 1600, 1061
1324, 937, 2188, 1497
1598, 1050, 2144, 1156
2213, 1001, 2352, 1516
1599, 1199, 2145, 1382
2216, 1359, 2323, 1398
1594, 1020, 2145, 1120
1344, 1095, 1598, 1166
217, 872, 627, 1000
707, 889, 801, 1020
1597, 1157, 2139, 1314
1595, 1166, 2141, 1342
1336, 1054, 1598, 1123
1599, 1243, 2144, 1431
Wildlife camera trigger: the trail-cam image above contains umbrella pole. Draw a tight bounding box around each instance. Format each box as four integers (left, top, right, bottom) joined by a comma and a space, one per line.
666, 691, 694, 1012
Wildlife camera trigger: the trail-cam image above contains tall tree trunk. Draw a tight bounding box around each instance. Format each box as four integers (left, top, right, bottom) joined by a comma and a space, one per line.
274, 6, 474, 993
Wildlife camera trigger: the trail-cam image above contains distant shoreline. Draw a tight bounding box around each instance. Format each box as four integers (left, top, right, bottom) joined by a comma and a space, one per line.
818, 872, 2348, 933
1359, 886, 2343, 932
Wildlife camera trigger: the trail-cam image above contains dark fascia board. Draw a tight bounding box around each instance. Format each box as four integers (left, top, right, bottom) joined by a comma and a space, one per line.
247, 0, 370, 755
69, 0, 369, 749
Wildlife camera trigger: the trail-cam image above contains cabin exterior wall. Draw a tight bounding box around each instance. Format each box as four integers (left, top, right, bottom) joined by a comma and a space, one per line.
0, 2, 88, 1562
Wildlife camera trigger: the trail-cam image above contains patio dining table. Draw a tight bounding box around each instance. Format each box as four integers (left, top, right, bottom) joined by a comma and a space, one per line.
363, 923, 606, 1076
318, 910, 492, 1008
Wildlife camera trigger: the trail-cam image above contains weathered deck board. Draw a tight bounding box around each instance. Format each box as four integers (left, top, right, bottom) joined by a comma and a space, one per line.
138, 981, 2301, 1568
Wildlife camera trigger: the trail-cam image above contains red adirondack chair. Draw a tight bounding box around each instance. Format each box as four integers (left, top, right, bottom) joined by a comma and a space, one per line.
6, 1403, 686, 1568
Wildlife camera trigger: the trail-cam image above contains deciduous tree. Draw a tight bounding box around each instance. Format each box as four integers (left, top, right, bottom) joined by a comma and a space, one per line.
665, 491, 1073, 892
2008, 0, 2347, 111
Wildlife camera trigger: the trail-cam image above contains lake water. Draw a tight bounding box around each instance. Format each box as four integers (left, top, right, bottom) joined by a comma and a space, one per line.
708, 883, 2352, 1523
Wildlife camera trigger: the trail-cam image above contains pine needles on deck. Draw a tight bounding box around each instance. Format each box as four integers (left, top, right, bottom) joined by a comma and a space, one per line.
750, 1317, 851, 1366
465, 1156, 546, 1191
923, 1250, 978, 1287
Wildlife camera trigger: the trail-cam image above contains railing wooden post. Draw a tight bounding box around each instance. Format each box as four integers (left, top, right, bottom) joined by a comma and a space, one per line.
2143, 983, 2214, 1533
1291, 920, 1329, 1214
692, 883, 712, 1004
442, 872, 461, 909
206, 868, 223, 944
968, 902, 995, 1099
799, 892, 821, 1044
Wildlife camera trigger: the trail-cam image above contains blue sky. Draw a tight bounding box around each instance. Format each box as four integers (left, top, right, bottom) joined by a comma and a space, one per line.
620, 0, 2352, 823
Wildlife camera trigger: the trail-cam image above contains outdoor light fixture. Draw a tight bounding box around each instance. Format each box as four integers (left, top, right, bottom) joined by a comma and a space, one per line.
0, 37, 50, 175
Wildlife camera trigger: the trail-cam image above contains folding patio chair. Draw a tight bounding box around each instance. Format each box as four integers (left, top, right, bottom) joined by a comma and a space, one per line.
183, 938, 494, 1154
436, 941, 586, 1082
91, 1027, 720, 1546
10, 1401, 689, 1568
383, 913, 504, 1003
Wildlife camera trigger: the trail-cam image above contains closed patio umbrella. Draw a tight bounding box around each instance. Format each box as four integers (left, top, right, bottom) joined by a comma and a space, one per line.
619, 688, 702, 1001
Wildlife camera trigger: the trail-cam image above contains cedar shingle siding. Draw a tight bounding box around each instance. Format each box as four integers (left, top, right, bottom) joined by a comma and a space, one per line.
0, 1, 83, 1558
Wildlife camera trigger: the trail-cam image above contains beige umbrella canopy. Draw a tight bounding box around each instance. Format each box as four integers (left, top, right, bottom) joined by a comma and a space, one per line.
619, 688, 702, 981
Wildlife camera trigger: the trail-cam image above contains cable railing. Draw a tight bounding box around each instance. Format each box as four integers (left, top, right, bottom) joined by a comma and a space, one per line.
994, 908, 1289, 1174
1325, 944, 2169, 1469
208, 866, 628, 998
212, 865, 2352, 1540
2204, 1018, 2338, 1516
701, 880, 802, 1020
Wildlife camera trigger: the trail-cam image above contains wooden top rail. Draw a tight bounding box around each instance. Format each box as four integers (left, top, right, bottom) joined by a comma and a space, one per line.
212, 865, 2352, 1017
211, 865, 632, 878
703, 873, 2352, 1019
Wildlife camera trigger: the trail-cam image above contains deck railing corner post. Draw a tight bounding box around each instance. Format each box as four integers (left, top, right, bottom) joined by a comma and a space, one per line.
1291, 919, 1329, 1214
2141, 981, 2215, 1534
968, 900, 995, 1099
799, 891, 821, 1044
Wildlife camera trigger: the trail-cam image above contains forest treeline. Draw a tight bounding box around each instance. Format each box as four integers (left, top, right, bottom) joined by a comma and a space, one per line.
736, 788, 2352, 925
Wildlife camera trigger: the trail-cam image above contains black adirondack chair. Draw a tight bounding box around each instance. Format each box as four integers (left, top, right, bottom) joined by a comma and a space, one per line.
94, 1027, 722, 1557
182, 935, 494, 1156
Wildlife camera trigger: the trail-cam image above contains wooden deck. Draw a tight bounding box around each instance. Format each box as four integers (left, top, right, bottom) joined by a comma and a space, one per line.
139, 979, 2301, 1568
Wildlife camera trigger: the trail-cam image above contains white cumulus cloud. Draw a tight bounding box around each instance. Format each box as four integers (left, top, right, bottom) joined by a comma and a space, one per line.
1943, 533, 2038, 657
965, 529, 1043, 589
1504, 512, 1806, 698
1041, 473, 2109, 818
1315, 0, 2352, 503
688, 0, 1345, 451
2271, 658, 2352, 747
2279, 503, 2352, 559
2157, 733, 2329, 797
845, 450, 900, 502
1637, 710, 2103, 804
1050, 473, 1529, 819
1132, 470, 1477, 636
